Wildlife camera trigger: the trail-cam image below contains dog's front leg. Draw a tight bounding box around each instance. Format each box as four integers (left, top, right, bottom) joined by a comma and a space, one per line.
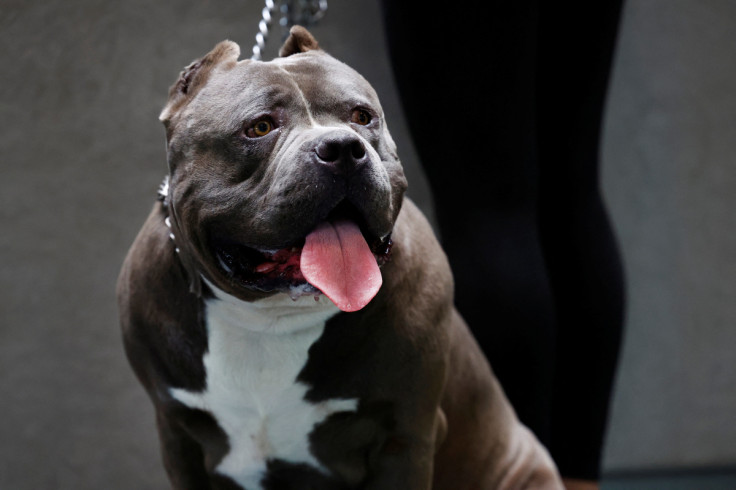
362, 408, 446, 490
155, 409, 213, 490
363, 441, 435, 490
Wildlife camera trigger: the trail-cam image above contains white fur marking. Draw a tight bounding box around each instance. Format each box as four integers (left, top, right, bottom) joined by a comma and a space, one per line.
170, 284, 358, 489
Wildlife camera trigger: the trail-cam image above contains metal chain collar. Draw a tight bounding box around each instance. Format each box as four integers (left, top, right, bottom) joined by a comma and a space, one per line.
251, 0, 328, 60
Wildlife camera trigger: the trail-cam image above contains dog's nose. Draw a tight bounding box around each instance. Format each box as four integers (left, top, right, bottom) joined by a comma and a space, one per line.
314, 133, 367, 175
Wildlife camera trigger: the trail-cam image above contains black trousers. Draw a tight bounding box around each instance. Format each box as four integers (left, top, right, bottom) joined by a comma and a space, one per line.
381, 1, 626, 480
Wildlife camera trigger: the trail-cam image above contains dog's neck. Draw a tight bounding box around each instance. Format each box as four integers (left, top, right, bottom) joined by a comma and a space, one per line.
158, 174, 207, 295
202, 277, 339, 334
158, 175, 180, 254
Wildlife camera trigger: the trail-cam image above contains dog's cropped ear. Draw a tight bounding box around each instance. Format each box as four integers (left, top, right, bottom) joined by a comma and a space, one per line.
279, 26, 320, 57
160, 41, 241, 125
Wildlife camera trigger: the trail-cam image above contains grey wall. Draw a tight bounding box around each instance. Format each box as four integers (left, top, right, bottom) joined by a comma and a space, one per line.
0, 0, 734, 488
601, 0, 736, 472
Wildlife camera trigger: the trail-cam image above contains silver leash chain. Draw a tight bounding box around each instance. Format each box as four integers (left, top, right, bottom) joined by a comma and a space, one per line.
251, 0, 328, 60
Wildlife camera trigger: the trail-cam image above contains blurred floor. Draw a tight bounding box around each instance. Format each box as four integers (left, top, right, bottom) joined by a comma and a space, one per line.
602, 469, 736, 489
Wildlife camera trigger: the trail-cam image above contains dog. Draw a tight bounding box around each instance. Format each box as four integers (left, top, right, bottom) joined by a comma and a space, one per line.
117, 26, 563, 490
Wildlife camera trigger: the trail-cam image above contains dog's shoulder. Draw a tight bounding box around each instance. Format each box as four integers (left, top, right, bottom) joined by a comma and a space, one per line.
385, 197, 454, 305
117, 202, 208, 393
117, 201, 190, 315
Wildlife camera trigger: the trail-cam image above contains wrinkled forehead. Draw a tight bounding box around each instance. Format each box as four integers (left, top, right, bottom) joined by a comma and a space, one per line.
195, 52, 382, 123
272, 52, 381, 110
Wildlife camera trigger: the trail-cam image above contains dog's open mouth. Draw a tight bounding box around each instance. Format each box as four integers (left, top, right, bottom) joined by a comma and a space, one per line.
210, 201, 392, 310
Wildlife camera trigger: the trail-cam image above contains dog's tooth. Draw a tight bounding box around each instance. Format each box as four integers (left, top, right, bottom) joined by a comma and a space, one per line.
255, 262, 277, 274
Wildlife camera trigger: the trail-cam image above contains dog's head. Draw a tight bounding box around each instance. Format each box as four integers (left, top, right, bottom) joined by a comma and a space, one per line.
160, 27, 407, 311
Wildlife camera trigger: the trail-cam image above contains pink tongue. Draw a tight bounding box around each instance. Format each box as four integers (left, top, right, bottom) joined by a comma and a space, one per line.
301, 219, 382, 312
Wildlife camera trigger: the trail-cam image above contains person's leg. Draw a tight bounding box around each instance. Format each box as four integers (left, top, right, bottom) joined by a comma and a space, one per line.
382, 1, 626, 483
536, 1, 626, 482
381, 1, 558, 444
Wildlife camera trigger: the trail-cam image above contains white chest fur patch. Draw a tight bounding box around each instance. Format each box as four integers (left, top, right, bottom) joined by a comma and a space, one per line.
170, 285, 358, 489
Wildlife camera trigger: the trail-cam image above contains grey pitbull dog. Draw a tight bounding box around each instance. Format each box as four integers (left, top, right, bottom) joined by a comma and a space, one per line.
117, 27, 563, 490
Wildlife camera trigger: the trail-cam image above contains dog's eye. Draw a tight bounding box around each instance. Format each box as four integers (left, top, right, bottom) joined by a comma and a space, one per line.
246, 120, 273, 138
351, 109, 372, 126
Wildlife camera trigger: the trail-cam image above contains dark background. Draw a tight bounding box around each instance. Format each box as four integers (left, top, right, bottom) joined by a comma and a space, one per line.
1, 1, 735, 488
